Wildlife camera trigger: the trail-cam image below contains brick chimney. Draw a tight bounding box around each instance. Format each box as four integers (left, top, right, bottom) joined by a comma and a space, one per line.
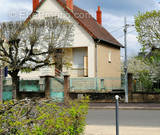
96, 6, 102, 25
33, 0, 39, 11
66, 0, 73, 11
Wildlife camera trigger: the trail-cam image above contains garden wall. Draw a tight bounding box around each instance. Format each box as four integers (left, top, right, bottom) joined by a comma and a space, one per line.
129, 92, 160, 103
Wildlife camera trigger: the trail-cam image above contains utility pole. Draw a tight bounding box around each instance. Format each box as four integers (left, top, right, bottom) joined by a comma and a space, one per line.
124, 17, 134, 103
124, 17, 128, 103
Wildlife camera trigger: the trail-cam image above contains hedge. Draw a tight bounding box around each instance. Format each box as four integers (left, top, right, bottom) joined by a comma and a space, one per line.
0, 98, 89, 135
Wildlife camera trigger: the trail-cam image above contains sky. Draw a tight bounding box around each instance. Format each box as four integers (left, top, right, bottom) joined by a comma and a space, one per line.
0, 0, 160, 58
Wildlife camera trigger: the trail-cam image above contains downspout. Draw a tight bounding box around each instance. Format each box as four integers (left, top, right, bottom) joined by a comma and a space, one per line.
95, 39, 101, 90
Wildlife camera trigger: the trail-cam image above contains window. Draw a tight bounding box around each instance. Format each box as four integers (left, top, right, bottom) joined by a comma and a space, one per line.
108, 50, 112, 63
73, 48, 87, 68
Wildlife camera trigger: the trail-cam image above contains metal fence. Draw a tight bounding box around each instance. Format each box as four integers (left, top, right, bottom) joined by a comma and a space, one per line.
2, 76, 123, 100
3, 78, 41, 92
70, 77, 122, 92
3, 78, 43, 100
38, 77, 64, 92
133, 79, 160, 93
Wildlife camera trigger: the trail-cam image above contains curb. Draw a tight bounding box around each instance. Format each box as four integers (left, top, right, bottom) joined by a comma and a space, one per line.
89, 106, 160, 110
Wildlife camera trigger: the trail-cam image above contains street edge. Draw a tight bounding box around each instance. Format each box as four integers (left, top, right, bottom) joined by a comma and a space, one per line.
89, 107, 160, 110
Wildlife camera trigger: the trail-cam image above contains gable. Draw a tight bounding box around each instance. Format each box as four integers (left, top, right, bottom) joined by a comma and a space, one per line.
26, 0, 122, 48
31, 0, 95, 48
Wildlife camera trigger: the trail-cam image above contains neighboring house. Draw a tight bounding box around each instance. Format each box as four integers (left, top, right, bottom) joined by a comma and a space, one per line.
19, 0, 123, 90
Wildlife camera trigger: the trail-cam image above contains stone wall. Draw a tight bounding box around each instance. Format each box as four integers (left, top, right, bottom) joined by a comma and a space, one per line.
19, 92, 45, 99
129, 92, 160, 103
128, 73, 160, 103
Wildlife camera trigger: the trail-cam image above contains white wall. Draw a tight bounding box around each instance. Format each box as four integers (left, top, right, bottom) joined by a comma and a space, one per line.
30, 0, 95, 77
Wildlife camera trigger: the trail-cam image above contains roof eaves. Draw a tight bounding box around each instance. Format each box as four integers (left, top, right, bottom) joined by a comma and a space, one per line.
94, 38, 124, 48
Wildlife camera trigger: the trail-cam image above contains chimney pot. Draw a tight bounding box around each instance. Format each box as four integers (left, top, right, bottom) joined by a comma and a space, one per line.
96, 6, 102, 25
33, 0, 39, 11
66, 0, 73, 11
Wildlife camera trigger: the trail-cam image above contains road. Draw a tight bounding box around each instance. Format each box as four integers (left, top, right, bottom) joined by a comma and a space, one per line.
85, 109, 160, 135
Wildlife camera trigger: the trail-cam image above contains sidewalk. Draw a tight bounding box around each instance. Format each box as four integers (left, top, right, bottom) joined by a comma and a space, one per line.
89, 103, 160, 110
84, 125, 160, 135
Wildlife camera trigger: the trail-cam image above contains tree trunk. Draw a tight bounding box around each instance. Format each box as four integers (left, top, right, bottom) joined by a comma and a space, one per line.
11, 74, 20, 99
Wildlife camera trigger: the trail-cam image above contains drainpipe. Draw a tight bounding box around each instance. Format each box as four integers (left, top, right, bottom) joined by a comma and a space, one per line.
95, 44, 97, 78
95, 40, 101, 90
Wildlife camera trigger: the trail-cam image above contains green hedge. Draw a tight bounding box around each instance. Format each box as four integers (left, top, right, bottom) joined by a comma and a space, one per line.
0, 98, 89, 135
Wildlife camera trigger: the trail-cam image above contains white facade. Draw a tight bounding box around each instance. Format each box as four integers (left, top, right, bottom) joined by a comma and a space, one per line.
20, 0, 96, 79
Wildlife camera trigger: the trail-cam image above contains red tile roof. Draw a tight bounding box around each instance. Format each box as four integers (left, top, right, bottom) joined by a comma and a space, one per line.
26, 0, 122, 47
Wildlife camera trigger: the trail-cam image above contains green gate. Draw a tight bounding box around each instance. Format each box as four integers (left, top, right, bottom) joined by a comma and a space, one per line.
50, 77, 64, 102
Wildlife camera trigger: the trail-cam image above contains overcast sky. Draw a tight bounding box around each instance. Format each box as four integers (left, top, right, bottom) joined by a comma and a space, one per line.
0, 0, 160, 58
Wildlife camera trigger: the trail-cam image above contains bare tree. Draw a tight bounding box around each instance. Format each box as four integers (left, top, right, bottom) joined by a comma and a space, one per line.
0, 17, 73, 99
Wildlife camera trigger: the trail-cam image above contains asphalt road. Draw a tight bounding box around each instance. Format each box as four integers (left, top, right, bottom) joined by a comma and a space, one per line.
86, 109, 160, 127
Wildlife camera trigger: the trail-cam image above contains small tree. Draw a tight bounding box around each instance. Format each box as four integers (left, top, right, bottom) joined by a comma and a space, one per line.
0, 17, 73, 99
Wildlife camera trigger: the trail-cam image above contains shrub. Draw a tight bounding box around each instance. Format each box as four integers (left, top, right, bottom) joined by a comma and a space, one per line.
0, 97, 89, 135
154, 88, 160, 93
137, 70, 153, 91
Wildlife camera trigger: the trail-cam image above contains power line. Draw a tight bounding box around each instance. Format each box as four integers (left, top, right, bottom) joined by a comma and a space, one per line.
116, 29, 136, 39
128, 29, 136, 34
105, 24, 123, 30
110, 27, 123, 33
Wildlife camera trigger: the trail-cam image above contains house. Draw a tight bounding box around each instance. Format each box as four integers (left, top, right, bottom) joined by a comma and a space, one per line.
19, 0, 123, 91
